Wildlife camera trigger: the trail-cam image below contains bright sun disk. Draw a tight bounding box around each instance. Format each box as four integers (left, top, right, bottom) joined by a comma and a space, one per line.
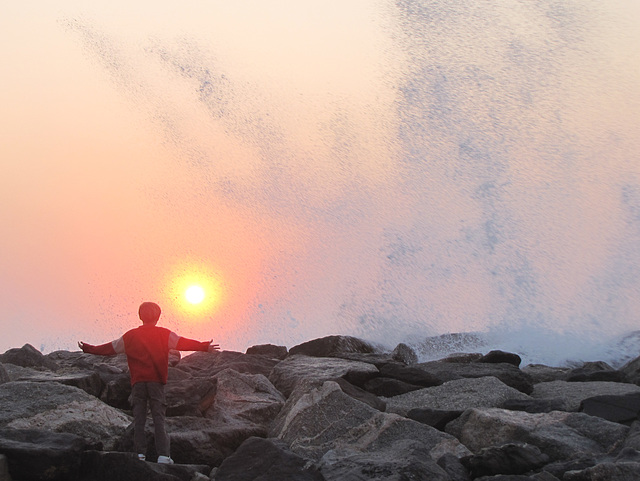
185, 285, 205, 304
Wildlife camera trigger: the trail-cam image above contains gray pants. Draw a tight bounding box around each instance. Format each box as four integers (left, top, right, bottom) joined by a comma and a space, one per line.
131, 382, 170, 457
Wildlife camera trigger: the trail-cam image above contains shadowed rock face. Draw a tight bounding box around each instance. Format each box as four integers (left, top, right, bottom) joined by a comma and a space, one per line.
2, 338, 640, 480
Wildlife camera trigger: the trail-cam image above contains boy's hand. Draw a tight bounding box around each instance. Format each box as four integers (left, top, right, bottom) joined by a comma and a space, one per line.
207, 340, 220, 353
78, 341, 86, 352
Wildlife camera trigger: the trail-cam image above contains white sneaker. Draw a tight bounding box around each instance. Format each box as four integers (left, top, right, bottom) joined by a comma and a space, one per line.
138, 454, 146, 461
157, 455, 174, 464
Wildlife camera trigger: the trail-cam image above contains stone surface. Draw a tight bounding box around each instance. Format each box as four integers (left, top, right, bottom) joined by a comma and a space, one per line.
288, 336, 375, 358
446, 407, 629, 462
0, 366, 8, 386
0, 381, 131, 451
377, 362, 443, 387
268, 355, 378, 397
531, 380, 640, 412
565, 361, 625, 382
580, 392, 640, 424
417, 360, 534, 394
0, 428, 87, 481
0, 345, 59, 371
384, 376, 531, 416
407, 408, 464, 431
521, 364, 570, 384
391, 343, 418, 365
363, 377, 424, 397
477, 350, 522, 367
176, 350, 279, 379
215, 437, 324, 481
245, 344, 288, 360
460, 443, 549, 478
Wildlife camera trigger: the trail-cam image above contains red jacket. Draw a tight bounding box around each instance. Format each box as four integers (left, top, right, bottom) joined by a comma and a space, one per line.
82, 325, 209, 385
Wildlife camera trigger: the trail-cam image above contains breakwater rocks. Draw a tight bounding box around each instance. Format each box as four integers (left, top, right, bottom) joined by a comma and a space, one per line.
3, 337, 640, 480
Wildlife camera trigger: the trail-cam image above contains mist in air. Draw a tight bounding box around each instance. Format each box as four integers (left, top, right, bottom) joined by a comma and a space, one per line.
1, 0, 639, 366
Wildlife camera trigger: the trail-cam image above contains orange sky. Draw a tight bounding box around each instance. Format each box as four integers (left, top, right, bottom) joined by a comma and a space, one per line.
1, 1, 639, 362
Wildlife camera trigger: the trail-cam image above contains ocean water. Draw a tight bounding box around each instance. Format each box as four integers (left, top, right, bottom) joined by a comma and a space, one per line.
3, 0, 639, 368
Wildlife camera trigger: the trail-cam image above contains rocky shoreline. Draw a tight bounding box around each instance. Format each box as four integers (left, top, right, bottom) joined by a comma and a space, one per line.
2, 335, 640, 480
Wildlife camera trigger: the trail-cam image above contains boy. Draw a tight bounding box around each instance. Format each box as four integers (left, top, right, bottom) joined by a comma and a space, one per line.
79, 301, 219, 464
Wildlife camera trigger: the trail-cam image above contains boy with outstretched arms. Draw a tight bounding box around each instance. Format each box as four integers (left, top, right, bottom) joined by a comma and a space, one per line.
79, 301, 219, 464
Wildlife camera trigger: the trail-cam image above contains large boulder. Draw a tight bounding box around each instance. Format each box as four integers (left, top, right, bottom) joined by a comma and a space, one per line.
531, 380, 640, 412
165, 377, 217, 417
1, 364, 103, 397
0, 381, 131, 450
0, 428, 87, 481
245, 344, 288, 360
79, 450, 210, 481
384, 376, 531, 416
271, 381, 469, 462
417, 360, 534, 394
0, 365, 8, 385
446, 407, 629, 462
268, 355, 379, 397
288, 336, 375, 358
580, 392, 640, 424
214, 437, 325, 481
176, 351, 279, 379
460, 443, 549, 478
522, 364, 570, 383
319, 442, 451, 481
377, 362, 443, 387
565, 361, 625, 383
0, 345, 59, 371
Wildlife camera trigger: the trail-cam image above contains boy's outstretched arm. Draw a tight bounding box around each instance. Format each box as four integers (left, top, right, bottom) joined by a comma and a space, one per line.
78, 338, 124, 356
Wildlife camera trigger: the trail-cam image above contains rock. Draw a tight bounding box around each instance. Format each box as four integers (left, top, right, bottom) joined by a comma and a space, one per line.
214, 437, 324, 481
176, 351, 279, 379
415, 332, 486, 360
332, 378, 386, 412
79, 450, 210, 481
1, 364, 103, 397
563, 461, 640, 480
319, 442, 450, 481
377, 362, 443, 387
384, 377, 531, 416
0, 365, 8, 386
542, 457, 597, 480
391, 343, 418, 365
417, 360, 534, 394
500, 398, 566, 413
246, 344, 288, 360
288, 336, 375, 358
165, 377, 217, 417
477, 350, 522, 367
446, 407, 629, 462
437, 452, 472, 481
407, 408, 464, 431
204, 368, 285, 430
624, 421, 640, 451
0, 428, 87, 481
580, 392, 640, 424
0, 381, 131, 451
268, 355, 379, 397
565, 361, 625, 383
521, 364, 570, 384
531, 380, 640, 412
0, 344, 59, 371
363, 377, 424, 397
460, 443, 549, 478
271, 381, 469, 462
620, 354, 640, 385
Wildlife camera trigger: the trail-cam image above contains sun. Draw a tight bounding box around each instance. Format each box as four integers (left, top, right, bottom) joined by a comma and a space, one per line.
185, 285, 205, 304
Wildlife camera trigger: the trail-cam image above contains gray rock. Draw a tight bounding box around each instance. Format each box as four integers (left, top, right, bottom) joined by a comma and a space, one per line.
385, 377, 531, 416
0, 381, 131, 451
0, 428, 87, 481
620, 354, 640, 385
79, 450, 210, 481
446, 407, 629, 462
563, 461, 640, 480
215, 437, 324, 481
460, 443, 549, 478
391, 343, 418, 365
245, 344, 288, 360
477, 350, 522, 367
0, 454, 8, 481
580, 392, 640, 424
407, 408, 464, 431
565, 361, 625, 383
271, 381, 469, 462
176, 351, 279, 379
0, 365, 8, 386
1, 364, 103, 397
417, 360, 534, 394
288, 336, 375, 358
268, 355, 379, 398
500, 398, 567, 414
319, 442, 450, 481
165, 377, 217, 417
521, 364, 570, 384
332, 378, 386, 412
378, 362, 443, 387
363, 377, 424, 397
531, 381, 640, 412
0, 344, 59, 371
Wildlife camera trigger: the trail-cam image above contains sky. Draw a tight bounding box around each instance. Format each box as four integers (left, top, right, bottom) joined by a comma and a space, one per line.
1, 0, 639, 363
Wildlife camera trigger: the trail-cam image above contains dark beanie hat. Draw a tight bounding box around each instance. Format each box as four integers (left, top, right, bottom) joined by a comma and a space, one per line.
139, 302, 161, 324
